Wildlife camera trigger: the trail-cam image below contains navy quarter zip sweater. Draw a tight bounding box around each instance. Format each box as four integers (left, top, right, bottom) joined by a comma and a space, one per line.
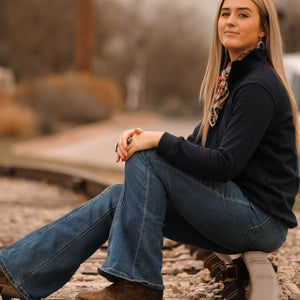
157, 49, 299, 228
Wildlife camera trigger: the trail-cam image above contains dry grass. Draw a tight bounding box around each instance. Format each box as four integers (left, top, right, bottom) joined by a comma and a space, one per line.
0, 87, 38, 137
13, 72, 124, 133
0, 103, 37, 137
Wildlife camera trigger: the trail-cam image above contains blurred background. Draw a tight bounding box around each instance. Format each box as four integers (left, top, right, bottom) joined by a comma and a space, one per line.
0, 0, 299, 151
1, 2, 300, 294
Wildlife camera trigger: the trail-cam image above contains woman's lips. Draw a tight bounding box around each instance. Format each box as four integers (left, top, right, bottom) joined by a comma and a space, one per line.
225, 31, 238, 36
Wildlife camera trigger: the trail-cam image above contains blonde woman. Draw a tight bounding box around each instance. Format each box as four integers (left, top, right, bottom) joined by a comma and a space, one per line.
0, 0, 299, 299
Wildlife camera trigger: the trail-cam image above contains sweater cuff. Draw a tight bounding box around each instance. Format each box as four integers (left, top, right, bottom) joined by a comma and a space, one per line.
157, 132, 179, 160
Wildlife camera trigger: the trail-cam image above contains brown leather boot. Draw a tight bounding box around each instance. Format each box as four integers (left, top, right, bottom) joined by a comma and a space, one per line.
75, 279, 163, 300
0, 268, 25, 300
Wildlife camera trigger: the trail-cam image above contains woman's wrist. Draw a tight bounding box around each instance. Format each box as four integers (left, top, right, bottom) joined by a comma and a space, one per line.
152, 132, 164, 147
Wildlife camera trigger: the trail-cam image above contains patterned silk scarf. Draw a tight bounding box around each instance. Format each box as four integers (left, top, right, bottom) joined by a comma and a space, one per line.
209, 50, 253, 127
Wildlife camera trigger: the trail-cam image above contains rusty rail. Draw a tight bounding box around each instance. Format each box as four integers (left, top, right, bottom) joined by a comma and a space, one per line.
0, 162, 280, 299
0, 162, 110, 198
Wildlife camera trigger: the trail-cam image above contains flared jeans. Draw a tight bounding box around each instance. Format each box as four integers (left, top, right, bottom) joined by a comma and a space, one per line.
0, 150, 288, 299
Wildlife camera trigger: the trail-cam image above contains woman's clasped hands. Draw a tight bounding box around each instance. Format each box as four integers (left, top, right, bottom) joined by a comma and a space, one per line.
115, 128, 164, 163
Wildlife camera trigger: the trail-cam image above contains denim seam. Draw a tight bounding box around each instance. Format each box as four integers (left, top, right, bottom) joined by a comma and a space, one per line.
19, 207, 116, 286
0, 257, 30, 299
223, 196, 250, 205
250, 215, 272, 230
242, 215, 272, 247
126, 152, 164, 283
104, 183, 125, 266
132, 166, 150, 277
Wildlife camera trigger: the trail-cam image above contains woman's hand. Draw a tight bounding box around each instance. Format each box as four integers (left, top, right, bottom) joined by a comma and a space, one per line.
115, 128, 164, 163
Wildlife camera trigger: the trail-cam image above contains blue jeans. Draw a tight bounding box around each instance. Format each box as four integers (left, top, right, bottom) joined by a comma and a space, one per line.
0, 150, 288, 299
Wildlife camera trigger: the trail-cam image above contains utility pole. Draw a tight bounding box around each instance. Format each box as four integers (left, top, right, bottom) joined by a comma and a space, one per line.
74, 0, 94, 73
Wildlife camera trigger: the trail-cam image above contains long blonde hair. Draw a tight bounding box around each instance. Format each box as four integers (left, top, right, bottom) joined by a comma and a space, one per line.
198, 0, 299, 150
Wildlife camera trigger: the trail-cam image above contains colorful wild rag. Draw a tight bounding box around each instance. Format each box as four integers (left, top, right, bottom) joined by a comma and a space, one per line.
209, 49, 254, 127
209, 66, 231, 127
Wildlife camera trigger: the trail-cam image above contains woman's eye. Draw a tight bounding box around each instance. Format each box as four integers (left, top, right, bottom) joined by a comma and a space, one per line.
239, 13, 249, 18
221, 12, 230, 17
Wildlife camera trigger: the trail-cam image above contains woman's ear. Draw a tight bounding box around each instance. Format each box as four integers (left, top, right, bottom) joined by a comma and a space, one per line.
259, 28, 266, 39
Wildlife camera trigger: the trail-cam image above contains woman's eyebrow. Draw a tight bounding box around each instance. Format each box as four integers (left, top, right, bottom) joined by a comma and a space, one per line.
221, 7, 253, 12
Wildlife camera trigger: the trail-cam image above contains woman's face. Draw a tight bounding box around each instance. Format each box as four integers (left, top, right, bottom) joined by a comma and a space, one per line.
218, 0, 265, 61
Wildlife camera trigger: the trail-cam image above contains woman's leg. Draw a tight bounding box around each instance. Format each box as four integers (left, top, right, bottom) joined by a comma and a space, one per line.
0, 184, 123, 300
99, 150, 287, 291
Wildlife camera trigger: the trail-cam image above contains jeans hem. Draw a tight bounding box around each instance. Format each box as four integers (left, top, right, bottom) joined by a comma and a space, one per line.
0, 257, 32, 300
98, 267, 164, 291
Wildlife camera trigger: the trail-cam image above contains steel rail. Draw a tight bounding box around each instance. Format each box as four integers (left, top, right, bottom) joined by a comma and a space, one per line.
200, 251, 279, 299
0, 162, 110, 198
242, 251, 279, 300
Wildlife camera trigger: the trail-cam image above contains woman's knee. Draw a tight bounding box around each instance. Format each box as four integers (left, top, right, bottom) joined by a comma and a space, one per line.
91, 183, 123, 209
102, 183, 123, 195
126, 150, 163, 171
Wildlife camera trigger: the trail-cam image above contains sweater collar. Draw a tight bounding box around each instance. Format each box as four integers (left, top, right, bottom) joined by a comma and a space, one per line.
228, 48, 266, 91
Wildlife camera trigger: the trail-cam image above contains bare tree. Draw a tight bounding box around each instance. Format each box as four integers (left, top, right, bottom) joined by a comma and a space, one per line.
93, 0, 209, 112
0, 0, 210, 113
74, 0, 95, 73
0, 0, 76, 80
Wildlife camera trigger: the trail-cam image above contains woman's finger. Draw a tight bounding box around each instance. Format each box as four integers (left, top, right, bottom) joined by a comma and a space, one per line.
120, 129, 136, 150
114, 141, 126, 163
115, 128, 145, 163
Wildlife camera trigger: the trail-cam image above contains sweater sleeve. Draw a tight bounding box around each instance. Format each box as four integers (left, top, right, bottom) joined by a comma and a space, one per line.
187, 122, 201, 143
156, 84, 276, 181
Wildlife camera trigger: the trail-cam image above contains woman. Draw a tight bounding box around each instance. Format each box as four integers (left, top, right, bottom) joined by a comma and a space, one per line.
0, 0, 299, 299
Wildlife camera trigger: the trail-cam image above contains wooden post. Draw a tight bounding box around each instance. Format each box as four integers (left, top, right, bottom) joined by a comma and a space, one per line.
74, 0, 94, 73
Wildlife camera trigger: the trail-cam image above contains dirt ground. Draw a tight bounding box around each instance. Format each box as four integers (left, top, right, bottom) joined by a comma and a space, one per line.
1, 177, 300, 300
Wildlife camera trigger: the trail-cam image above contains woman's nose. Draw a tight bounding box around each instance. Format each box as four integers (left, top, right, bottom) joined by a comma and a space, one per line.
227, 14, 237, 26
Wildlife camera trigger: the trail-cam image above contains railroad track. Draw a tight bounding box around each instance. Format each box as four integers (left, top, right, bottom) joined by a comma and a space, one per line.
191, 248, 279, 300
0, 162, 110, 199
0, 162, 280, 300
